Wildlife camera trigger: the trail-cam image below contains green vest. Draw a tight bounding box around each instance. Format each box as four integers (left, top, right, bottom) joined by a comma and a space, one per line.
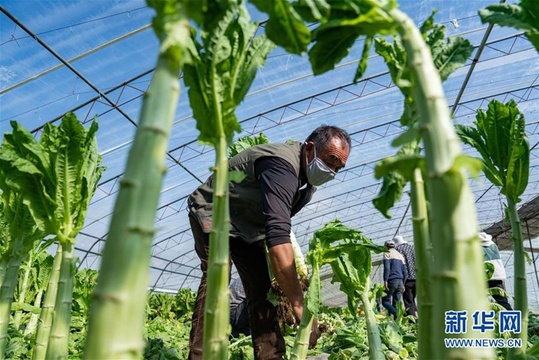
188, 142, 315, 243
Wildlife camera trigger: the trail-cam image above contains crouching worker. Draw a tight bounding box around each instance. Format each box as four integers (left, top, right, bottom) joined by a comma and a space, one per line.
187, 125, 351, 359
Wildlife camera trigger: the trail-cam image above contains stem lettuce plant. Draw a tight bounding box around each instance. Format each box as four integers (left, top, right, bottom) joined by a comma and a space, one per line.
293, 220, 385, 360
182, 1, 273, 356
456, 99, 530, 357
83, 0, 192, 358
0, 193, 43, 359
0, 112, 103, 359
371, 14, 473, 357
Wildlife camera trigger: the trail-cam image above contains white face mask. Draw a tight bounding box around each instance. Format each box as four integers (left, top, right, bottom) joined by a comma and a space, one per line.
305, 146, 336, 186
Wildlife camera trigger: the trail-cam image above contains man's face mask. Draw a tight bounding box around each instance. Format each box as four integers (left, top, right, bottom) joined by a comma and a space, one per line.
305, 145, 336, 186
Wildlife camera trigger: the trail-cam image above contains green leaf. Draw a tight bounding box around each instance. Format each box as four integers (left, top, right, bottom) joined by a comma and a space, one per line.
453, 154, 483, 179
484, 261, 495, 280
373, 153, 424, 181
11, 302, 41, 314
306, 220, 380, 316
524, 339, 539, 357
479, 1, 539, 52
228, 170, 246, 183
309, 3, 397, 75
309, 22, 363, 75
251, 0, 310, 54
376, 16, 472, 129
184, 3, 273, 146
228, 132, 270, 157
0, 114, 104, 246
305, 262, 321, 315
0, 123, 56, 234
353, 36, 372, 83
391, 125, 420, 147
147, 0, 196, 71
53, 115, 105, 241
456, 100, 529, 200
430, 31, 473, 82
292, 0, 331, 22
0, 200, 11, 258
455, 124, 503, 187
331, 255, 362, 314
372, 171, 406, 219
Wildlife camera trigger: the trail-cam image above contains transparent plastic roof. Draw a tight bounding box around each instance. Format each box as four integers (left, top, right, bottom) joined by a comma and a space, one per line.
1, 0, 538, 306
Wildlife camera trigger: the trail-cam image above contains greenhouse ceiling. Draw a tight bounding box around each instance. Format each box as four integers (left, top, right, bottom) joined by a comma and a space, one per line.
0, 0, 538, 302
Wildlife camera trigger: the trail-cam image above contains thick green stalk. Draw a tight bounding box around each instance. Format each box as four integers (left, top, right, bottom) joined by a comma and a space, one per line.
0, 256, 21, 359
83, 53, 184, 359
33, 245, 62, 360
506, 197, 528, 358
389, 8, 494, 359
291, 257, 320, 360
0, 261, 5, 289
360, 277, 384, 360
410, 167, 432, 358
45, 243, 75, 360
202, 135, 231, 359
23, 289, 43, 337
290, 231, 308, 279
13, 250, 34, 329
290, 303, 314, 360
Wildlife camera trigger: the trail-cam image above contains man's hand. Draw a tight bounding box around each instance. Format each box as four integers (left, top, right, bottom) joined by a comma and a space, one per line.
384, 281, 389, 291
308, 318, 321, 349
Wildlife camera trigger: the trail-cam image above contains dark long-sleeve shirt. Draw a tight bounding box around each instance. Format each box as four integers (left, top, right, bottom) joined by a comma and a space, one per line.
255, 156, 311, 249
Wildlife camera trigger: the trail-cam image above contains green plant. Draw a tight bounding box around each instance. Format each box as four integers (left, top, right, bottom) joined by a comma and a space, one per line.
371, 13, 474, 357
82, 0, 192, 358
294, 220, 385, 360
182, 0, 274, 355
456, 99, 530, 357
228, 133, 270, 158
0, 112, 104, 359
0, 193, 43, 359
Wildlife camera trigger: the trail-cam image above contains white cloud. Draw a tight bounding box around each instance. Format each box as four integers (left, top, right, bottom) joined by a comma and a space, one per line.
0, 66, 16, 85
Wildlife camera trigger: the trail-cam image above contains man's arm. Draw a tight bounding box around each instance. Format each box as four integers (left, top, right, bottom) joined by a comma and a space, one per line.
268, 243, 304, 322
256, 156, 320, 347
255, 156, 304, 321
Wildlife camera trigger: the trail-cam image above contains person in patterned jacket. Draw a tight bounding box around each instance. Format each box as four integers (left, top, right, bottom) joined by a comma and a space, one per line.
394, 235, 417, 317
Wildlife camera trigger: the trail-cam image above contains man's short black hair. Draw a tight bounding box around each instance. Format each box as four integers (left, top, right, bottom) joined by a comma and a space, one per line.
305, 125, 352, 152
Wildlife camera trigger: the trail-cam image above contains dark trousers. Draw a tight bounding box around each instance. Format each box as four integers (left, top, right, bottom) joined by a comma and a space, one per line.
382, 279, 404, 318
402, 279, 417, 316
230, 299, 250, 337
488, 279, 513, 310
188, 213, 285, 360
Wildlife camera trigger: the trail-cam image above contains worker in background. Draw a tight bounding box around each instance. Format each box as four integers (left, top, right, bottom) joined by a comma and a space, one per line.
479, 232, 513, 310
393, 235, 417, 317
229, 276, 250, 337
187, 125, 351, 359
382, 239, 408, 319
